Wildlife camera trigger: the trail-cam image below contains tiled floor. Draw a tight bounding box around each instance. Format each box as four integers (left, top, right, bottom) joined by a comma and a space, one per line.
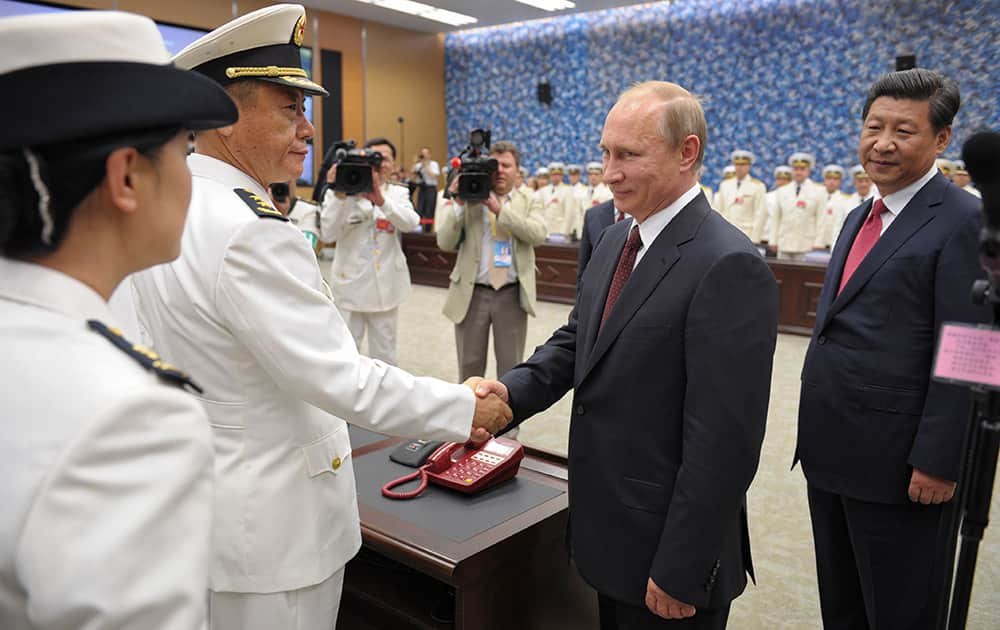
389, 283, 1000, 629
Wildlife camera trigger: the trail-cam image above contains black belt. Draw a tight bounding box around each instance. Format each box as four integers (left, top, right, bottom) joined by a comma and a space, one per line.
474, 281, 519, 291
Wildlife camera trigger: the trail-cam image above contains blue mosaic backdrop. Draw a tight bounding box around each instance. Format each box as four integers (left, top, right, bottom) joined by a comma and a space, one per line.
445, 0, 1000, 191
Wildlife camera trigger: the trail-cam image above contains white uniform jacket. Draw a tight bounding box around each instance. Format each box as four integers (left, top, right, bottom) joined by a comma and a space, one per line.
130, 154, 474, 594
541, 182, 578, 237
816, 190, 853, 249
772, 179, 827, 254
0, 259, 213, 630
319, 184, 419, 313
588, 183, 614, 209
715, 176, 768, 243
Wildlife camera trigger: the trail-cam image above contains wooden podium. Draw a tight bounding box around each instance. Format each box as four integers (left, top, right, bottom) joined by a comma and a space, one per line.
401, 232, 828, 336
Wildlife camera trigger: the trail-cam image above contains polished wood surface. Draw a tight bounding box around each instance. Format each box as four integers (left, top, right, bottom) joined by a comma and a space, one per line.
340, 436, 597, 630
402, 232, 828, 336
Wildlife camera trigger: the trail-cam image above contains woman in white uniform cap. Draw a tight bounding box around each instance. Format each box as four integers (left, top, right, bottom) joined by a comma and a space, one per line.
0, 11, 236, 630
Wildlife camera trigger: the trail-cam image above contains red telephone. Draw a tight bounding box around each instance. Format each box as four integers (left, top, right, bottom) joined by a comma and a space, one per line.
382, 437, 524, 499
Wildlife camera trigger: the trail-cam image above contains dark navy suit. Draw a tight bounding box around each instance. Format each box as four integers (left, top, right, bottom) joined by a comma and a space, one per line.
796, 173, 986, 629
577, 200, 617, 284
501, 192, 778, 628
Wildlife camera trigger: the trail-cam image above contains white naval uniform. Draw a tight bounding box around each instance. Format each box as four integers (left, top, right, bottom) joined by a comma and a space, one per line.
319, 183, 419, 365
772, 179, 827, 257
287, 197, 321, 251
588, 182, 614, 208
130, 154, 474, 627
0, 259, 213, 630
832, 192, 869, 248
715, 175, 768, 243
542, 182, 577, 238
963, 184, 982, 199
816, 190, 852, 249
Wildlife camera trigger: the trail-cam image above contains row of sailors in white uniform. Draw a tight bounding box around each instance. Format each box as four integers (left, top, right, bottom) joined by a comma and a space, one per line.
526, 161, 613, 241
708, 150, 981, 258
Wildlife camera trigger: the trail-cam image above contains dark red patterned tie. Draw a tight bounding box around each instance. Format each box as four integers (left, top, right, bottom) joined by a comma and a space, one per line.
838, 198, 889, 295
601, 225, 642, 329
616, 209, 625, 222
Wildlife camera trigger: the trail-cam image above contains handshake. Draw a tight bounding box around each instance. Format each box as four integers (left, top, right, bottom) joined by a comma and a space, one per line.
463, 377, 512, 442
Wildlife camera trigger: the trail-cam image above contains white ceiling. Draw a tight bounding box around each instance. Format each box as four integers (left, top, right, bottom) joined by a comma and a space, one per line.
300, 0, 657, 33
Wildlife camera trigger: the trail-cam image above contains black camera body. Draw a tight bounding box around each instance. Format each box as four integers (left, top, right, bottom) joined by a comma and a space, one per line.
456, 129, 497, 202
330, 140, 383, 195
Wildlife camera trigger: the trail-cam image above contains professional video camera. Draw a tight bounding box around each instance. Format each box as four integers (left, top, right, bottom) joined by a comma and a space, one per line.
327, 140, 383, 195
448, 128, 497, 202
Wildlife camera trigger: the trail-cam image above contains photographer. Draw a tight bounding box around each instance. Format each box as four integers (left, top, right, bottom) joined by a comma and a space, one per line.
411, 147, 440, 232
436, 140, 546, 439
319, 138, 419, 365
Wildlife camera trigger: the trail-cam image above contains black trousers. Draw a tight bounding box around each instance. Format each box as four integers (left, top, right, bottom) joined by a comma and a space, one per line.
598, 593, 730, 630
416, 183, 436, 231
807, 485, 954, 630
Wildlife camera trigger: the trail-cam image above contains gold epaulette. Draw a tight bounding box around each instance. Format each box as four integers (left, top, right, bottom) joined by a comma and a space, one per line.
87, 320, 203, 393
234, 188, 288, 221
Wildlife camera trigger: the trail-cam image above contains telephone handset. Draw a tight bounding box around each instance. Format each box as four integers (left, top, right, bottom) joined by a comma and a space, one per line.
382, 437, 524, 500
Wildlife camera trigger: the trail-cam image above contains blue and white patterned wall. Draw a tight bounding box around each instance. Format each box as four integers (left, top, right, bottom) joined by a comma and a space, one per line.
445, 0, 1000, 192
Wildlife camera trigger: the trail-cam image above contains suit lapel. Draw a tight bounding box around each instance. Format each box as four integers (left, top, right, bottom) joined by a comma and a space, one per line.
581, 220, 627, 363
580, 197, 709, 384
822, 173, 946, 326
816, 199, 869, 328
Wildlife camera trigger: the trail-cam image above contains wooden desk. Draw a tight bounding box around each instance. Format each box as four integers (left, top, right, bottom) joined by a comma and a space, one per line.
339, 438, 597, 630
402, 232, 828, 336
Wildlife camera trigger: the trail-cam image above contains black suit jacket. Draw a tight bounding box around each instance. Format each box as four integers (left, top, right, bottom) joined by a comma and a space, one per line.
500, 192, 778, 609
796, 173, 987, 504
577, 200, 616, 284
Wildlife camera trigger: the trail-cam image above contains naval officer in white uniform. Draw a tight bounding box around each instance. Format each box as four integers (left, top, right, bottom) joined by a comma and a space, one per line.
128, 6, 512, 630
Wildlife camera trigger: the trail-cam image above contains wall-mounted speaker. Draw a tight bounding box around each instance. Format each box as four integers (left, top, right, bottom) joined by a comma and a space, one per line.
537, 81, 553, 105
895, 54, 917, 71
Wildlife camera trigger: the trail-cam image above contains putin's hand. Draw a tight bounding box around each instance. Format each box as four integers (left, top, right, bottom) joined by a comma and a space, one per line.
646, 578, 696, 620
464, 377, 511, 439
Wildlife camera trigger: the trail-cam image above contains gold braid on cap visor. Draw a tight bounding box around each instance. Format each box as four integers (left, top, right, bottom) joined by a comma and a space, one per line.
225, 66, 308, 79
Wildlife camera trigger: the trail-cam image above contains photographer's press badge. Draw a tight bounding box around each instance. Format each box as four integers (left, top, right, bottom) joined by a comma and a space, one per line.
494, 240, 512, 268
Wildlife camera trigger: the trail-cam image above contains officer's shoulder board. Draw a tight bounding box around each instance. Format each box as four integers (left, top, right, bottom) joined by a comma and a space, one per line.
234, 188, 288, 221
87, 320, 203, 393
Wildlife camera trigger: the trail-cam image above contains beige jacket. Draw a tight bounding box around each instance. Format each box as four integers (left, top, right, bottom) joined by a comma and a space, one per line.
435, 187, 547, 324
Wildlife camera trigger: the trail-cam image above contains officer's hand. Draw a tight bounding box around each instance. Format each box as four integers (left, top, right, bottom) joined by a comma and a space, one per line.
326, 164, 337, 183
464, 377, 511, 436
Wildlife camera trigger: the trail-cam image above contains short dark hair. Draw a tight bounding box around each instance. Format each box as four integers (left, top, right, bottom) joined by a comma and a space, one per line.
862, 68, 960, 132
364, 137, 396, 159
490, 140, 520, 167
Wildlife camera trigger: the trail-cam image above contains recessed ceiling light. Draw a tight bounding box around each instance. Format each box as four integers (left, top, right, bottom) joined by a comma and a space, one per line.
514, 0, 576, 11
351, 0, 478, 27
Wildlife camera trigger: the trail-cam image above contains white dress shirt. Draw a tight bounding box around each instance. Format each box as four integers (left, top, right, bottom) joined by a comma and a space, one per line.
872, 164, 939, 235
130, 153, 474, 595
632, 182, 703, 268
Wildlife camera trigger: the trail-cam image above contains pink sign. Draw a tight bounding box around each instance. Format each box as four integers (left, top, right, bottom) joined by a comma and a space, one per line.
934, 323, 1000, 390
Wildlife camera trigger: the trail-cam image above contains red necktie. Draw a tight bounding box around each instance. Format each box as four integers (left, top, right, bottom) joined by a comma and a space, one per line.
601, 225, 642, 329
838, 198, 889, 295
616, 210, 625, 222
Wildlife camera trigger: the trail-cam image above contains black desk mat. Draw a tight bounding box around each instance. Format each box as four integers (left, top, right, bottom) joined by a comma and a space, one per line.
353, 446, 564, 542
348, 425, 391, 450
